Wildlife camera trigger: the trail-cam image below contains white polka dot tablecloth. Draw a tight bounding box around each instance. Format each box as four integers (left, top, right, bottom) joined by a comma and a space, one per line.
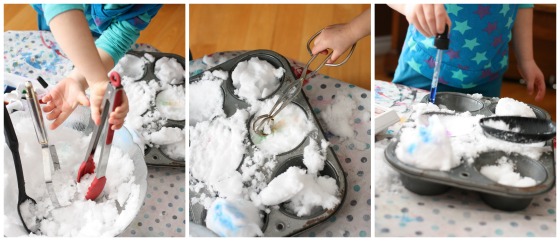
189, 51, 371, 237
4, 31, 186, 237
374, 80, 556, 237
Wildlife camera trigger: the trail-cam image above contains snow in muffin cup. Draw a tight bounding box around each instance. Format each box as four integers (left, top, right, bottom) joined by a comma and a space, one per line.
154, 57, 185, 85
249, 97, 315, 156
231, 57, 284, 102
112, 54, 147, 81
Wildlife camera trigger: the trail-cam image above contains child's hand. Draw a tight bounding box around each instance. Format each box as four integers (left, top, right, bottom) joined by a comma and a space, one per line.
518, 59, 546, 101
311, 24, 357, 64
403, 4, 451, 37
42, 77, 90, 130
89, 81, 129, 130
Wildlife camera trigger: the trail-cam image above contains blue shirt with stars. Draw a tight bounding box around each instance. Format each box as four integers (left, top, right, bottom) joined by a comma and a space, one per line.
396, 4, 533, 89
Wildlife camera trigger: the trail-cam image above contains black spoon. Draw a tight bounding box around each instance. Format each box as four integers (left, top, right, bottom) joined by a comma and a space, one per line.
4, 105, 37, 233
480, 116, 556, 143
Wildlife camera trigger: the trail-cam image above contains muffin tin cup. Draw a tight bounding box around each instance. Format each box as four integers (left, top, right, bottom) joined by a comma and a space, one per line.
386, 92, 555, 211
227, 54, 286, 101
189, 50, 347, 236
125, 51, 186, 167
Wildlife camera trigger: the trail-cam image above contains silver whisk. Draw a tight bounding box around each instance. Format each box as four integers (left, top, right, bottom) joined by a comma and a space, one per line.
252, 29, 356, 136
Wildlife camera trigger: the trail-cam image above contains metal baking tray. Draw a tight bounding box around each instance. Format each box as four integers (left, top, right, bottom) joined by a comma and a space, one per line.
188, 50, 347, 236
385, 92, 555, 211
125, 51, 185, 167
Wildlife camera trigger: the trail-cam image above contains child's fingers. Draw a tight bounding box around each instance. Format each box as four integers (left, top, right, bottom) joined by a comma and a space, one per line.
110, 109, 127, 120
91, 105, 102, 126
434, 5, 448, 34
42, 101, 57, 113
50, 110, 72, 130
46, 108, 62, 120
415, 7, 431, 37
422, 5, 437, 36
42, 94, 52, 103
76, 93, 90, 107
109, 117, 124, 130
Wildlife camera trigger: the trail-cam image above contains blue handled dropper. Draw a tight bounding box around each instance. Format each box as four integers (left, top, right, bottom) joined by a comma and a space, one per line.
430, 25, 450, 103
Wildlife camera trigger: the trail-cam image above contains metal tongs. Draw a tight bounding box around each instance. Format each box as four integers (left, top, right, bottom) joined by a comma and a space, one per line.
252, 29, 356, 135
76, 72, 124, 200
25, 81, 62, 208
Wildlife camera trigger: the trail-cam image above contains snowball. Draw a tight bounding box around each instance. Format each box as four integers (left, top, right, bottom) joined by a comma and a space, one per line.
396, 115, 460, 171
480, 157, 537, 187
156, 85, 185, 121
320, 93, 358, 139
112, 54, 146, 81
232, 57, 284, 101
144, 127, 183, 145
155, 57, 185, 84
189, 110, 249, 188
495, 97, 536, 118
206, 198, 263, 237
303, 139, 329, 174
189, 73, 225, 125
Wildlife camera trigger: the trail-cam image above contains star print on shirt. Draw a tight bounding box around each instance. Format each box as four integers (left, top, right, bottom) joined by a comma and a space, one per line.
474, 5, 491, 19
453, 20, 472, 35
484, 22, 497, 35
420, 37, 435, 49
462, 82, 478, 89
446, 4, 463, 16
462, 38, 480, 51
425, 56, 435, 68
446, 49, 460, 60
500, 4, 511, 17
492, 36, 503, 47
472, 51, 488, 65
451, 69, 468, 81
505, 17, 514, 28
407, 38, 418, 52
407, 59, 422, 73
500, 56, 508, 68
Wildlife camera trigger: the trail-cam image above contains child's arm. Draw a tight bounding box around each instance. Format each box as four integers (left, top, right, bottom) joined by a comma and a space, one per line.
310, 8, 370, 63
44, 9, 129, 129
512, 7, 546, 101
388, 4, 451, 37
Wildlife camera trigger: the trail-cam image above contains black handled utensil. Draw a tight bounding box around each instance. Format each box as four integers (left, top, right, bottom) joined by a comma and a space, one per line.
4, 105, 37, 233
480, 116, 556, 143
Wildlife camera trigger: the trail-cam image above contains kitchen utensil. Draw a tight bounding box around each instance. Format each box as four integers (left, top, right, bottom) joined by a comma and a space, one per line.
480, 116, 556, 143
429, 25, 449, 103
252, 30, 356, 135
4, 105, 37, 233
76, 72, 124, 200
25, 81, 61, 207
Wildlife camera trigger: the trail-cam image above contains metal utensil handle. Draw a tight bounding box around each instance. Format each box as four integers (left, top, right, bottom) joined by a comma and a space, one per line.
4, 105, 28, 201
306, 29, 357, 67
25, 81, 48, 145
106, 72, 123, 145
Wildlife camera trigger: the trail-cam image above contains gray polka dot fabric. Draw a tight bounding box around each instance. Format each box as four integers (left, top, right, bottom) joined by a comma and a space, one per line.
122, 167, 185, 237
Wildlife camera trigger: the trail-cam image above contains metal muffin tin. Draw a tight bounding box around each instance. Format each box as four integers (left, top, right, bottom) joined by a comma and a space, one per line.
385, 92, 555, 211
188, 50, 347, 236
125, 51, 185, 167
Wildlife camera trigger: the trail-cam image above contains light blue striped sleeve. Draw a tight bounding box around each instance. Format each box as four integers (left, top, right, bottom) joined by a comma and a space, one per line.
94, 20, 141, 65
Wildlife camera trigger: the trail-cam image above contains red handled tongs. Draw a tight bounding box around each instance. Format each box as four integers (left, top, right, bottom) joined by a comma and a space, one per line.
77, 72, 124, 200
